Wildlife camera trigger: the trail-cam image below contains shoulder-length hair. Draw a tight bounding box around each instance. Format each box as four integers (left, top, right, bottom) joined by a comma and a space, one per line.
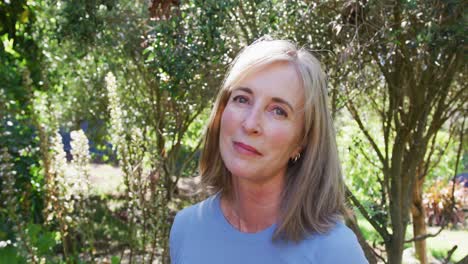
199, 38, 346, 242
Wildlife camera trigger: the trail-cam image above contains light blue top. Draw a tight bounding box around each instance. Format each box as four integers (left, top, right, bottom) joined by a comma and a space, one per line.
170, 193, 368, 264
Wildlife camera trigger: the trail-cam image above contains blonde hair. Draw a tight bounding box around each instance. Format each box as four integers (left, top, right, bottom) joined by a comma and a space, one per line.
199, 38, 345, 242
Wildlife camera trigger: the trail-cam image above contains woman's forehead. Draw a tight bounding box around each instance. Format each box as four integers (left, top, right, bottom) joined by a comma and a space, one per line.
233, 63, 304, 104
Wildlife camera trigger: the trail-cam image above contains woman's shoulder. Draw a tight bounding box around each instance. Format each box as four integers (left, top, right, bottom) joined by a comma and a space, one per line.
170, 194, 219, 255
298, 221, 368, 263
172, 193, 219, 228
312, 221, 358, 244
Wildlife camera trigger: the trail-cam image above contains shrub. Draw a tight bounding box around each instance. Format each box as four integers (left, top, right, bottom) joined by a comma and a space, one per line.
423, 180, 465, 227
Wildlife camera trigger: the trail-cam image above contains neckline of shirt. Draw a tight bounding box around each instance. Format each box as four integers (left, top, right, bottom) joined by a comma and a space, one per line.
213, 192, 277, 241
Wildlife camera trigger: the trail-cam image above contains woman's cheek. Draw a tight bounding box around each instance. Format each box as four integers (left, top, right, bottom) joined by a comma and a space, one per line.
268, 124, 299, 152
221, 107, 234, 127
223, 105, 245, 125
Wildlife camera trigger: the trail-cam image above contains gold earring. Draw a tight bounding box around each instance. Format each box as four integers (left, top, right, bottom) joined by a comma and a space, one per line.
292, 153, 301, 163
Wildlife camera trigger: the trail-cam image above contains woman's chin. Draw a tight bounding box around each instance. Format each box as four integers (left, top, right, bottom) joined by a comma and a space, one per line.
227, 167, 259, 181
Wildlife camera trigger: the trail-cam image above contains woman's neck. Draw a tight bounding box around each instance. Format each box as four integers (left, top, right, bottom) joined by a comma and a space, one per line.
221, 175, 284, 233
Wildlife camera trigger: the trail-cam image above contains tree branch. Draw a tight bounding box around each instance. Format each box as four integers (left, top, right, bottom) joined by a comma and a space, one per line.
346, 100, 386, 167
405, 116, 465, 243
404, 224, 445, 243
424, 126, 454, 179
443, 245, 458, 264
345, 186, 390, 241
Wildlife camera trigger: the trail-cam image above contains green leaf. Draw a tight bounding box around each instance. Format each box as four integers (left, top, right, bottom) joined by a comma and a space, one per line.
1, 34, 21, 58
0, 246, 26, 264
36, 231, 56, 255
111, 255, 120, 264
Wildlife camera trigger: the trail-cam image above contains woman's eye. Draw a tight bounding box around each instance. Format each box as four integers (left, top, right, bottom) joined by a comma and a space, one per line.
273, 107, 288, 117
233, 95, 248, 104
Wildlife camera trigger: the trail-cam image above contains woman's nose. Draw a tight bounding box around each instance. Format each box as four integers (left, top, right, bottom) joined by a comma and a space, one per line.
242, 107, 262, 135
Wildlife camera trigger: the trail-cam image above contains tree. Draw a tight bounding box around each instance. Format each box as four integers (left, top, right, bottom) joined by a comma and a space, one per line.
3, 0, 465, 262
102, 0, 233, 262
333, 1, 466, 263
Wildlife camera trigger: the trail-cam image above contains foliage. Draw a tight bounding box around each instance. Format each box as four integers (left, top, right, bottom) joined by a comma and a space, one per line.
424, 180, 465, 227
327, 0, 467, 263
1, 0, 466, 263
0, 147, 49, 263
100, 0, 233, 261
0, 1, 49, 262
430, 248, 449, 263
423, 130, 466, 186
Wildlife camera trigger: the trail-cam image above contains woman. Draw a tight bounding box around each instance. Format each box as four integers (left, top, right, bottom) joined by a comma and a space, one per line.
170, 38, 368, 263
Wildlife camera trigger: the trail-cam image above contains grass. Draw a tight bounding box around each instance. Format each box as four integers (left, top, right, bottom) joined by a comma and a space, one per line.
88, 163, 125, 196
426, 226, 468, 262
356, 215, 468, 262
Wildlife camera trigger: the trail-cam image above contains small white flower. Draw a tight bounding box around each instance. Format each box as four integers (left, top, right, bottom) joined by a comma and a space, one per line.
0, 241, 7, 248
160, 71, 170, 82
105, 72, 126, 156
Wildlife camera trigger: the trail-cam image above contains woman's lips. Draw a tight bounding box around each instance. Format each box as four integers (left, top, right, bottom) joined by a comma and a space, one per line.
233, 141, 262, 156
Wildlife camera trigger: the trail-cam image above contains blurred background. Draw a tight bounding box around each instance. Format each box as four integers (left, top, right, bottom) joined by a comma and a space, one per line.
0, 0, 466, 263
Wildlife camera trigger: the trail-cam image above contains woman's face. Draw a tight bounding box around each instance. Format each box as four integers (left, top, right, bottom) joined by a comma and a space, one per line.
219, 62, 305, 185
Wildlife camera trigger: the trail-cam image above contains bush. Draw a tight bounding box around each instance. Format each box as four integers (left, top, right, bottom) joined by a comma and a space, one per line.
423, 180, 465, 227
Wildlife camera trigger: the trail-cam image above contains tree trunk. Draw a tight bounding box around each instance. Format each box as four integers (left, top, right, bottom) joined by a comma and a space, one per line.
386, 237, 404, 264
412, 179, 428, 264
387, 140, 407, 264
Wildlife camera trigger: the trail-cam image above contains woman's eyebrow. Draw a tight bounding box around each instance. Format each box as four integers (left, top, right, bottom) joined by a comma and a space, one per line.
272, 97, 294, 112
233, 86, 253, 94
233, 86, 294, 112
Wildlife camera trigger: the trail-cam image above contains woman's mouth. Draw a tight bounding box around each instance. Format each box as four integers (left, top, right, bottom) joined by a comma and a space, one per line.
233, 141, 262, 156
